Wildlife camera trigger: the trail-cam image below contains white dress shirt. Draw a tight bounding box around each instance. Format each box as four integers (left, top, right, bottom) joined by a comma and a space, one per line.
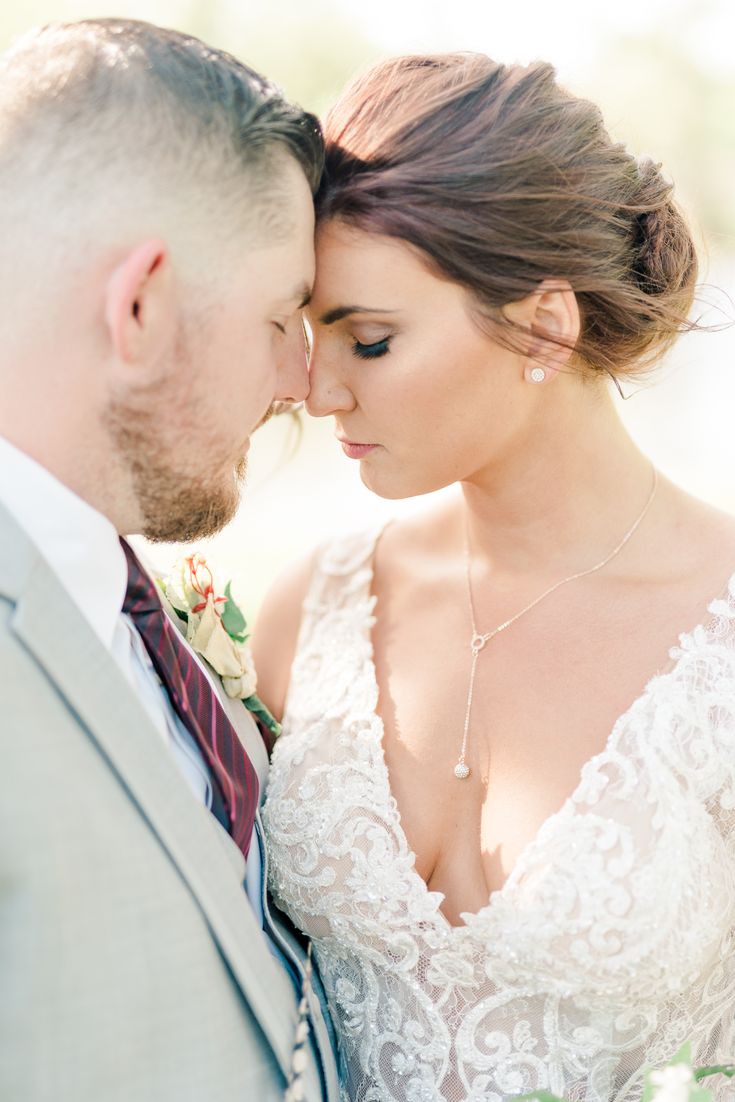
0, 435, 263, 923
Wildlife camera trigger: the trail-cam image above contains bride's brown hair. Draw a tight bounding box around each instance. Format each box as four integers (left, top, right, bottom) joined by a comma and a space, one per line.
317, 53, 698, 378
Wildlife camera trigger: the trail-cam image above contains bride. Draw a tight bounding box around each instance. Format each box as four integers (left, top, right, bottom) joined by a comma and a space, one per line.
255, 53, 735, 1101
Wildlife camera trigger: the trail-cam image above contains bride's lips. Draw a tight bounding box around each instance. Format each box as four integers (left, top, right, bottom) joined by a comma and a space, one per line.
337, 438, 378, 459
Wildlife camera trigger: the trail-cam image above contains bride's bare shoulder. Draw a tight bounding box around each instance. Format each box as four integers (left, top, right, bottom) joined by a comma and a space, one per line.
660, 480, 735, 582
251, 548, 319, 721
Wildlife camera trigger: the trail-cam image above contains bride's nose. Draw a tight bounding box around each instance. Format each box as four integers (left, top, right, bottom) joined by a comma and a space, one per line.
306, 343, 356, 418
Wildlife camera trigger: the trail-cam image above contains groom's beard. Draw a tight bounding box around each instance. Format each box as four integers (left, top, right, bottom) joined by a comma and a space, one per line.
114, 423, 247, 543
105, 346, 249, 544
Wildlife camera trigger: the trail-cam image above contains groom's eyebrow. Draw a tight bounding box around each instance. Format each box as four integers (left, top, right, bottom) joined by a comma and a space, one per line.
283, 284, 311, 310
319, 305, 398, 325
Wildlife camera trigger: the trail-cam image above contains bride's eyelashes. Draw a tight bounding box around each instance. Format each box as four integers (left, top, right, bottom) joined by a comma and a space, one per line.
352, 336, 391, 360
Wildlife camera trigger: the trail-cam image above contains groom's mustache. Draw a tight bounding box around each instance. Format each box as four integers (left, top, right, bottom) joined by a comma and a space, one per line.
257, 401, 304, 429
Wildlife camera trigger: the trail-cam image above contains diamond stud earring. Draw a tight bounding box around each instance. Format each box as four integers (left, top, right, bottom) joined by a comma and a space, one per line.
529, 367, 546, 383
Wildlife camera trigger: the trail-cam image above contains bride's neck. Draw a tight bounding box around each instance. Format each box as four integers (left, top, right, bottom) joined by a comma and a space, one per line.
461, 388, 655, 579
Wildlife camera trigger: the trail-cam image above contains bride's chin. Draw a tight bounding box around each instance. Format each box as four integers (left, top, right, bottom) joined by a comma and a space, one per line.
359, 467, 444, 501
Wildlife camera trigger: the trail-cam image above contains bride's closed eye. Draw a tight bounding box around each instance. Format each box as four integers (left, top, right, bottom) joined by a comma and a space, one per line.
352, 337, 391, 360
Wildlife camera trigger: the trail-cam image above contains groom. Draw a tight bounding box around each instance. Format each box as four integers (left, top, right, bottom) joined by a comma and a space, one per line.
0, 19, 338, 1102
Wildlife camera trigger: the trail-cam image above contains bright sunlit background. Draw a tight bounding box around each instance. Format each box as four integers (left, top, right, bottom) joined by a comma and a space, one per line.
5, 0, 733, 618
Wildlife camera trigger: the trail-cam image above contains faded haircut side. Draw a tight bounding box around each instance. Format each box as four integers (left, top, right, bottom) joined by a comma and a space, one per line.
0, 19, 324, 283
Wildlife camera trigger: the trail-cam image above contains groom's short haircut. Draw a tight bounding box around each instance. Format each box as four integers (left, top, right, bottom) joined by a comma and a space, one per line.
0, 19, 323, 284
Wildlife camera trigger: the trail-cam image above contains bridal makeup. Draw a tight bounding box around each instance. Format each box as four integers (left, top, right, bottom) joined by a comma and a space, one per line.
305, 220, 529, 501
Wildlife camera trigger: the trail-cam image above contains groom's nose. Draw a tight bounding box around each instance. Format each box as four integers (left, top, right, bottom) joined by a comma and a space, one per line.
274, 317, 310, 404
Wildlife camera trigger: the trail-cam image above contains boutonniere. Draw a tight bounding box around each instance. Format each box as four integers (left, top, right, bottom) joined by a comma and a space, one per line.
158, 554, 281, 743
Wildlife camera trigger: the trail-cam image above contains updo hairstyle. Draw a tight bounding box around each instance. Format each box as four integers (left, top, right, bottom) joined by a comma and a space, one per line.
317, 53, 699, 378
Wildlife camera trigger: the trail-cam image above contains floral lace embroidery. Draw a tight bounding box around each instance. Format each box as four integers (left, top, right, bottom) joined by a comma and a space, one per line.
263, 529, 735, 1101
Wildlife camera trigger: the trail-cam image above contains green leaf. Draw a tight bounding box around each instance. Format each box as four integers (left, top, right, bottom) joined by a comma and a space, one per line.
695, 1065, 735, 1081
221, 580, 248, 640
672, 1042, 693, 1065
243, 693, 281, 739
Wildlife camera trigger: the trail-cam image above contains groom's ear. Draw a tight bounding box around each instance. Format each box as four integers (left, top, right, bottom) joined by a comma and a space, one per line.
105, 240, 175, 369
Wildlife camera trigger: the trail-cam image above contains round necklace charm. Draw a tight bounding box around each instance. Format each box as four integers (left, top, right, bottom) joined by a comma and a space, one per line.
454, 762, 470, 780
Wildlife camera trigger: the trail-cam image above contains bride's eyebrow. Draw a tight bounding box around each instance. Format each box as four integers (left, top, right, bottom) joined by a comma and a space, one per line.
319, 305, 398, 326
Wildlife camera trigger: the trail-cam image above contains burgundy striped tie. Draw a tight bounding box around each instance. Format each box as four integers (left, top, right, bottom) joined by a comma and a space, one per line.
121, 539, 259, 859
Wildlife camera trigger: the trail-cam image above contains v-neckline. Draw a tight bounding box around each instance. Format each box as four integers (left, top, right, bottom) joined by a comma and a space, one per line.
359, 533, 735, 933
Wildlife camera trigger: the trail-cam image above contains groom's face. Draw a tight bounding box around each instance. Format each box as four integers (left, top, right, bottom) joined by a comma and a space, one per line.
109, 156, 315, 543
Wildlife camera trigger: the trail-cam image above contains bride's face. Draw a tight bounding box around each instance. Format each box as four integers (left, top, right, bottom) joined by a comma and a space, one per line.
305, 220, 531, 500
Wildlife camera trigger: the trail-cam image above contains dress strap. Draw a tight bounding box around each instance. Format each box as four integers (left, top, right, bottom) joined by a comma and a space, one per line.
297, 525, 386, 641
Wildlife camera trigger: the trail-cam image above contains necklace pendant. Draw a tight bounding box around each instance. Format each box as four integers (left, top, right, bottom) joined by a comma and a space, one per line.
454, 762, 470, 780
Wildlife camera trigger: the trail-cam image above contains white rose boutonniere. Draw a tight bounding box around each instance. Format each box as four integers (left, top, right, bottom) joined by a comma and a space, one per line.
159, 554, 280, 743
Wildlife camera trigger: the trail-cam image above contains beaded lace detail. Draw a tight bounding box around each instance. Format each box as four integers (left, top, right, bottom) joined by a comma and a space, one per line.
262, 528, 735, 1101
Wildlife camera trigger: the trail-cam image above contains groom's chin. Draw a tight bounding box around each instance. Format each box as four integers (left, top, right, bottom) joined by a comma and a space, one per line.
141, 463, 246, 545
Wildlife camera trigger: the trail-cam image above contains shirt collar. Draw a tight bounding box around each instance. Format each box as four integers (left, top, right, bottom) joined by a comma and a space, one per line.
0, 435, 127, 650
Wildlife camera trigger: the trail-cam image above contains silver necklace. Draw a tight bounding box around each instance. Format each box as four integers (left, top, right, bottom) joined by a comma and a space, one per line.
455, 467, 659, 780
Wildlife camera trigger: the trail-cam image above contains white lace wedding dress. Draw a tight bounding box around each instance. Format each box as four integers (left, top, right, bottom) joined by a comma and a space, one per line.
262, 529, 735, 1102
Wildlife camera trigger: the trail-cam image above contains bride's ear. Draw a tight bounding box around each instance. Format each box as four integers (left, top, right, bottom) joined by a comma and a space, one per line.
502, 279, 580, 383
105, 239, 175, 372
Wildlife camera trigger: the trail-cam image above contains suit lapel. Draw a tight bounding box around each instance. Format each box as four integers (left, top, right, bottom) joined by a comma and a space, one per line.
160, 575, 340, 1099
1, 514, 295, 1080
160, 572, 340, 1098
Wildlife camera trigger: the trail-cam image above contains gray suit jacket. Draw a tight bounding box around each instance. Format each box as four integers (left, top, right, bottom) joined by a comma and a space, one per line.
0, 502, 339, 1102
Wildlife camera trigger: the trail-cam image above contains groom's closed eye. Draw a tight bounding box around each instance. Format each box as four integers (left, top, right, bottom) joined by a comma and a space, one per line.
280, 284, 311, 312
